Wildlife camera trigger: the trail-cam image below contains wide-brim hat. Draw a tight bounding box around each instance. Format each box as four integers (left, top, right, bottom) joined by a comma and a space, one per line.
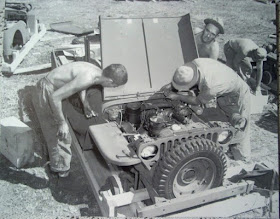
204, 17, 224, 34
171, 66, 199, 91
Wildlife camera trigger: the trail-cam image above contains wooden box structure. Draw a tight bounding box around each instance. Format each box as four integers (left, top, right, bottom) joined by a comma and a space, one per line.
0, 116, 34, 168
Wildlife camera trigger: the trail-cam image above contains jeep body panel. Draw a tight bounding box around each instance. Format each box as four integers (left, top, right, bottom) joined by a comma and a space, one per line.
89, 122, 141, 166
100, 14, 198, 100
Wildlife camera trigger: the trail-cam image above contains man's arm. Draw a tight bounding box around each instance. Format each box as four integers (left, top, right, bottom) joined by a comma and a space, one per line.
167, 92, 202, 105
233, 52, 245, 73
209, 43, 219, 60
79, 90, 97, 118
254, 60, 264, 92
49, 73, 94, 139
237, 66, 247, 81
232, 52, 248, 81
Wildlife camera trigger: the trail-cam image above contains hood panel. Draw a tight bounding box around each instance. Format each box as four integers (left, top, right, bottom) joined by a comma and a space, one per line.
100, 14, 198, 100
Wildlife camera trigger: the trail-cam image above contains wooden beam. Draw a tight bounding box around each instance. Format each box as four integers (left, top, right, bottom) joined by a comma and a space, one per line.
2, 24, 47, 73
13, 63, 51, 75
68, 121, 110, 217
101, 188, 150, 208
58, 55, 71, 65
169, 192, 267, 217
136, 181, 254, 217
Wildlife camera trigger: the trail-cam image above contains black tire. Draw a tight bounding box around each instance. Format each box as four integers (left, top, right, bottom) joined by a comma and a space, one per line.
262, 71, 273, 85
152, 138, 227, 199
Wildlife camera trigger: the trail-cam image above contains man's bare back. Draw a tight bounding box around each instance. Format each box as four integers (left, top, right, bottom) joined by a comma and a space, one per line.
46, 61, 102, 89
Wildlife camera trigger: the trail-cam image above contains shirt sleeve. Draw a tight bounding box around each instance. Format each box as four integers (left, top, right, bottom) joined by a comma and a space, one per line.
197, 90, 214, 104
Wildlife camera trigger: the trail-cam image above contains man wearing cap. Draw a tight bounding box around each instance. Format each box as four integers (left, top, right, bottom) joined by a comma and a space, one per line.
224, 38, 267, 93
194, 17, 224, 60
163, 58, 251, 161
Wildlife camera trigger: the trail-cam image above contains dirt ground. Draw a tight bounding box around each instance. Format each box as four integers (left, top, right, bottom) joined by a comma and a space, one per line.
0, 0, 279, 218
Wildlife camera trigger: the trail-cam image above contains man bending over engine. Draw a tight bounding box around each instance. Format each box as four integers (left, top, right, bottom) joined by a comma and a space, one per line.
162, 58, 251, 161
35, 61, 128, 177
224, 38, 267, 94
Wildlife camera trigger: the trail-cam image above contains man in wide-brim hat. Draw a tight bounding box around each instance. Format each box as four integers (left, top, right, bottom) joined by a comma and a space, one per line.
194, 17, 224, 60
162, 58, 251, 161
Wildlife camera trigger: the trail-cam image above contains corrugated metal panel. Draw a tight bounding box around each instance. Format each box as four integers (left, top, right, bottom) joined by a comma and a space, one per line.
100, 18, 152, 99
101, 14, 198, 100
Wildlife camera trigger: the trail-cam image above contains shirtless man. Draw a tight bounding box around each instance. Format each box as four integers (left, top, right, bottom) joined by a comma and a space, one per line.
35, 61, 128, 177
194, 17, 224, 60
224, 38, 267, 93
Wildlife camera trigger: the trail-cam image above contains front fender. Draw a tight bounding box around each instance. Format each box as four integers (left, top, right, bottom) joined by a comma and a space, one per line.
4, 21, 30, 55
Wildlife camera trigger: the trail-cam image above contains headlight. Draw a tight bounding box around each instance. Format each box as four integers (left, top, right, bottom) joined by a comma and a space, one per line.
140, 145, 158, 160
218, 130, 232, 144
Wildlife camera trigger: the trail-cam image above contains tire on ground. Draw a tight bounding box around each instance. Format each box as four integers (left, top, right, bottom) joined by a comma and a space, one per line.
152, 138, 227, 199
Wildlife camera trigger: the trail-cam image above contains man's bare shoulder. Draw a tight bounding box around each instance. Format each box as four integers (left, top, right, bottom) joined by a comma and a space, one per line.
48, 62, 102, 86
193, 27, 203, 35
72, 61, 101, 71
211, 41, 219, 48
71, 62, 102, 77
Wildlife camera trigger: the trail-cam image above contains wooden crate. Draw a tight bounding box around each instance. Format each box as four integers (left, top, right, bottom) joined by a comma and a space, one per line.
0, 116, 34, 168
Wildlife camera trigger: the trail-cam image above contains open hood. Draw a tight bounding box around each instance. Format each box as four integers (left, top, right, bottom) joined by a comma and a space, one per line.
100, 14, 198, 100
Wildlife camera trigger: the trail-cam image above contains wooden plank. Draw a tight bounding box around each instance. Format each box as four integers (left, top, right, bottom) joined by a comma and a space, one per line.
58, 55, 70, 65
99, 189, 149, 217
137, 181, 254, 217
2, 24, 47, 73
13, 63, 51, 75
68, 122, 111, 217
169, 192, 267, 218
101, 188, 150, 208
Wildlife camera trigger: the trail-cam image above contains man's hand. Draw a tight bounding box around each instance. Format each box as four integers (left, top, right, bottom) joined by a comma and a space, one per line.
84, 104, 98, 118
160, 83, 171, 92
57, 121, 69, 140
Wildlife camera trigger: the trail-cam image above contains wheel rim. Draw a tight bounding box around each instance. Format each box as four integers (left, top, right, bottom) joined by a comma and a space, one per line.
172, 157, 217, 197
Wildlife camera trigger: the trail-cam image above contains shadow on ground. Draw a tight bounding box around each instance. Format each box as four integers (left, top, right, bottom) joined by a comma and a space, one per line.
0, 86, 101, 216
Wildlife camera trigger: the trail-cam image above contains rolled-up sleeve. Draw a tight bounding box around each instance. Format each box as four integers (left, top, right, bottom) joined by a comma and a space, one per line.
197, 90, 214, 104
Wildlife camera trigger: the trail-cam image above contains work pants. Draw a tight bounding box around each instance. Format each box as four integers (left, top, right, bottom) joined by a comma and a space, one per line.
34, 77, 72, 172
217, 88, 251, 159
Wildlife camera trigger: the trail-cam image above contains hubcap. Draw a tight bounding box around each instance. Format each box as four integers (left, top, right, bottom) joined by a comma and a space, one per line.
172, 157, 217, 197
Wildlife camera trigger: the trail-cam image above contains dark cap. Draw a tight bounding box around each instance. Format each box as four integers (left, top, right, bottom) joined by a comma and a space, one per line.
204, 17, 224, 34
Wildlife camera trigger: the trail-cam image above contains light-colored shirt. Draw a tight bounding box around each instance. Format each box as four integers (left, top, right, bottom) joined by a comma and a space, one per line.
192, 58, 249, 104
